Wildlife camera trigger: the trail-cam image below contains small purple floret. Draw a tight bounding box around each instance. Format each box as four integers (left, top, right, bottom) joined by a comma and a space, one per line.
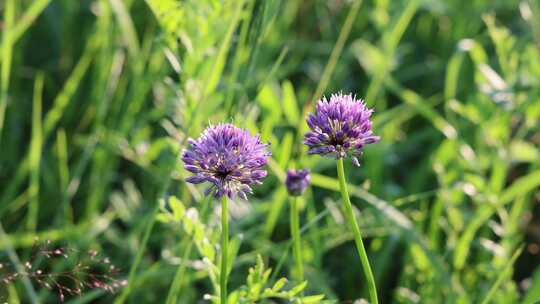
303, 93, 380, 166
285, 169, 311, 196
182, 123, 271, 199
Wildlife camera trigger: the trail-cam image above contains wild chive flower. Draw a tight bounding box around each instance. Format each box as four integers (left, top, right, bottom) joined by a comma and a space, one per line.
181, 124, 271, 200
285, 169, 311, 196
304, 93, 380, 166
286, 168, 310, 283
303, 93, 380, 303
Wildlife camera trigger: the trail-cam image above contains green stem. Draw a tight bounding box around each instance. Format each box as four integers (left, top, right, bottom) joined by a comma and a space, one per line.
336, 158, 378, 304
220, 195, 229, 304
290, 196, 304, 282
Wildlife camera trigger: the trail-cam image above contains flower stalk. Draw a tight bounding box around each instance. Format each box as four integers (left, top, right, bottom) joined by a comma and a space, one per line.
220, 195, 229, 304
285, 169, 310, 283
336, 158, 378, 304
182, 123, 270, 303
289, 196, 303, 282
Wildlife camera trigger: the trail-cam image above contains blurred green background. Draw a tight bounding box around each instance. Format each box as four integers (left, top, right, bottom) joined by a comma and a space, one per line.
1, 0, 540, 303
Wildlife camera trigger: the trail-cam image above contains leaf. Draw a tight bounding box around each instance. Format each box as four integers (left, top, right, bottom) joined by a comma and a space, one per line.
271, 278, 287, 292
480, 246, 523, 304
227, 291, 240, 304
281, 81, 300, 124
288, 281, 307, 297
168, 196, 185, 221
523, 267, 540, 304
444, 52, 465, 101
257, 83, 282, 119
201, 238, 215, 261
155, 213, 173, 223
203, 0, 246, 97
410, 243, 430, 271
277, 132, 293, 169
509, 140, 539, 162
351, 39, 387, 75
499, 170, 540, 204
297, 294, 326, 303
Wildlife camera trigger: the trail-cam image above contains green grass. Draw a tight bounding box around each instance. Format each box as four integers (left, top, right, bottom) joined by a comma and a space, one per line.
1, 0, 540, 303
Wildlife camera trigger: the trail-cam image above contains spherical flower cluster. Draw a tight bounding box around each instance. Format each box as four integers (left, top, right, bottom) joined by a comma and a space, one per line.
182, 124, 271, 200
304, 93, 380, 166
285, 169, 311, 196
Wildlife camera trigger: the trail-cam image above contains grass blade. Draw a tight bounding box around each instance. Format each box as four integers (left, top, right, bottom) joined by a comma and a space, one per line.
0, 0, 15, 142
26, 72, 44, 232
454, 170, 540, 269
114, 204, 160, 304
480, 246, 523, 304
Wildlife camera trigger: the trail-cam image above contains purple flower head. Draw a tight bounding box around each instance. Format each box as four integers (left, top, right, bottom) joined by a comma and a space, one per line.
304, 93, 380, 166
182, 124, 271, 200
285, 169, 311, 196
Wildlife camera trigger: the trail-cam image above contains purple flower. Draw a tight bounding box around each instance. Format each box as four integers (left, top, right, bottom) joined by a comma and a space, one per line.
285, 169, 311, 196
304, 93, 380, 166
182, 123, 271, 200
